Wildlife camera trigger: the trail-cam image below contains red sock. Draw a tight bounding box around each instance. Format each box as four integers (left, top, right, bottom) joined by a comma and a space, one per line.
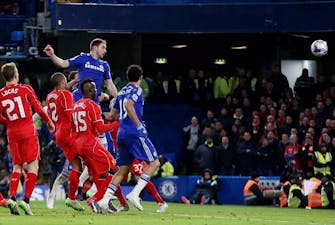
93, 175, 112, 201
115, 185, 127, 206
0, 192, 4, 201
24, 173, 37, 200
68, 170, 81, 200
9, 172, 21, 198
145, 181, 164, 203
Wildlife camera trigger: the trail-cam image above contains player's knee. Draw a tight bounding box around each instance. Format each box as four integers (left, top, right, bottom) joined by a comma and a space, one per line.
149, 159, 160, 169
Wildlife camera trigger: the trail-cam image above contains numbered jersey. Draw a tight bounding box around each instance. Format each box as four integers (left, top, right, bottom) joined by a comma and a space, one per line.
113, 83, 144, 139
130, 158, 147, 176
0, 83, 50, 139
72, 98, 103, 147
46, 89, 74, 132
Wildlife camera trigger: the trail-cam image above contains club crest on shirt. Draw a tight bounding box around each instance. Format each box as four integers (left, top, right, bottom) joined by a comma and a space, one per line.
159, 180, 177, 199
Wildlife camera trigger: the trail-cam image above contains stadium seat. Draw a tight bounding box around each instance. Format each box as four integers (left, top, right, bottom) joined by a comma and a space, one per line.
4, 30, 24, 49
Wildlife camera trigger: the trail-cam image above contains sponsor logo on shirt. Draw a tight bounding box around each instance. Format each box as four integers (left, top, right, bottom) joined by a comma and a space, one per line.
84, 62, 104, 72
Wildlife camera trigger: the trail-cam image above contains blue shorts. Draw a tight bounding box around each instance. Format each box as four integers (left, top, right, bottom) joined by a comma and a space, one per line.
117, 136, 158, 166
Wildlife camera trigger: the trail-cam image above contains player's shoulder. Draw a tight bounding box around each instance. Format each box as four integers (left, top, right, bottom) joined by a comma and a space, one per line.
98, 58, 108, 64
60, 89, 73, 96
70, 52, 88, 60
129, 84, 143, 96
18, 83, 34, 91
79, 52, 90, 57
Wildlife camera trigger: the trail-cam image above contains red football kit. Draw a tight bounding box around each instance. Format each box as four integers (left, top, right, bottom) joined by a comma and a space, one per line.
46, 89, 78, 161
72, 98, 116, 177
0, 84, 51, 164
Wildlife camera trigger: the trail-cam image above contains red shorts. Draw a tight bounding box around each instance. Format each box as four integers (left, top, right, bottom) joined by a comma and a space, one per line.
55, 133, 79, 162
79, 140, 117, 178
130, 158, 146, 176
8, 135, 40, 165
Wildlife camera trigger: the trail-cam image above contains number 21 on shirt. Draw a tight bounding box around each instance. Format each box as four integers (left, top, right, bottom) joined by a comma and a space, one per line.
1, 96, 26, 121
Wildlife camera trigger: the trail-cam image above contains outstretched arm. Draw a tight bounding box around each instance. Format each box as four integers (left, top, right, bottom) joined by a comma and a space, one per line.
43, 44, 70, 68
105, 79, 118, 98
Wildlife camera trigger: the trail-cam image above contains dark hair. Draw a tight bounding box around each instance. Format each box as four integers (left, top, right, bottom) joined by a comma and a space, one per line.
126, 64, 143, 82
0, 62, 17, 82
80, 78, 94, 95
50, 72, 66, 88
68, 70, 78, 81
90, 38, 106, 50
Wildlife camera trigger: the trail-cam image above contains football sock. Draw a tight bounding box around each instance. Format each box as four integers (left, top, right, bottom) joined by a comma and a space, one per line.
115, 185, 127, 206
145, 181, 164, 203
132, 174, 150, 196
25, 173, 37, 200
68, 170, 81, 200
86, 183, 97, 197
93, 175, 112, 201
9, 172, 21, 198
98, 183, 117, 206
78, 166, 89, 187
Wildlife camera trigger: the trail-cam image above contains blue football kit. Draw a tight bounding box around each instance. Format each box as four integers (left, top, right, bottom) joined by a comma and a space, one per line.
68, 53, 112, 102
113, 83, 158, 165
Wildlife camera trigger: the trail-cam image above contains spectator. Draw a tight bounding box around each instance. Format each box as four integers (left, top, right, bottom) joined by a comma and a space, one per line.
201, 110, 215, 130
267, 64, 290, 101
180, 68, 198, 105
236, 131, 257, 176
255, 138, 274, 176
194, 136, 216, 173
181, 169, 220, 205
182, 116, 201, 175
294, 68, 315, 107
153, 155, 174, 178
218, 107, 233, 131
215, 136, 235, 175
284, 134, 301, 170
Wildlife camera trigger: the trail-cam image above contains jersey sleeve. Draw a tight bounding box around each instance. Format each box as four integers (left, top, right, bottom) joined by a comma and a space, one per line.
112, 96, 120, 110
89, 101, 103, 123
103, 62, 112, 80
126, 87, 141, 103
26, 85, 51, 123
68, 53, 86, 68
89, 101, 114, 133
61, 91, 74, 112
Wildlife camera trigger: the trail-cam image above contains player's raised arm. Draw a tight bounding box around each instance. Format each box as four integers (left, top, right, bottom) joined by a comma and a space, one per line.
43, 44, 70, 68
105, 79, 118, 98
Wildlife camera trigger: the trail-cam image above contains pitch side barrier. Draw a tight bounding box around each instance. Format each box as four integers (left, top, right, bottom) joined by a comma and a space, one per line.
144, 176, 280, 204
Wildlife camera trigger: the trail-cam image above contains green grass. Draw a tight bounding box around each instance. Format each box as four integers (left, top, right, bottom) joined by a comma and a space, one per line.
0, 201, 335, 225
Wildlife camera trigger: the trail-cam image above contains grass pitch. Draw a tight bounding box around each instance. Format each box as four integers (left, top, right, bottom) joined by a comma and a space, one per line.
0, 200, 334, 225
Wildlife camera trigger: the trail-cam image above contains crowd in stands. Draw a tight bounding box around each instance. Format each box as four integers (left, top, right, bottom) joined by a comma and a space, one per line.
174, 64, 335, 179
